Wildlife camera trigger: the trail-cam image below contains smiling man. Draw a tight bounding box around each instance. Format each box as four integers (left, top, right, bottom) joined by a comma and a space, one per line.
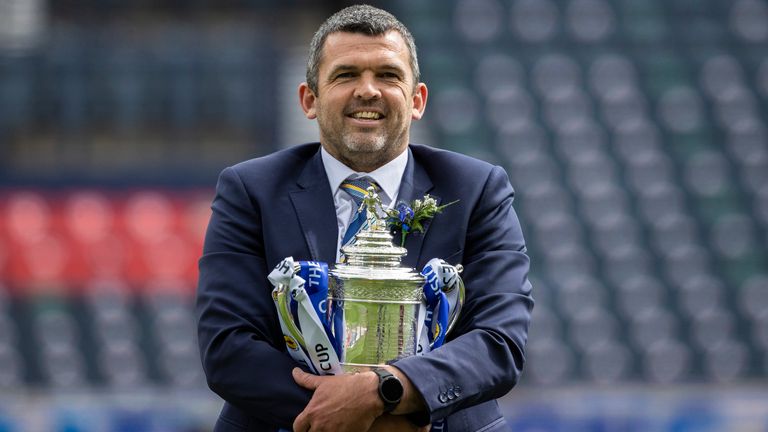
299, 28, 427, 173
196, 5, 533, 432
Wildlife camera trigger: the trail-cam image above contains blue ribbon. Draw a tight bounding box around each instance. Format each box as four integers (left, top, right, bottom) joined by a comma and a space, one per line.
296, 261, 342, 357
421, 262, 450, 348
421, 261, 451, 432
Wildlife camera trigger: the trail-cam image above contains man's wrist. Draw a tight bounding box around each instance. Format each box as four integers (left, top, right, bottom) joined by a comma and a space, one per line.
360, 371, 387, 417
372, 368, 404, 413
380, 365, 427, 416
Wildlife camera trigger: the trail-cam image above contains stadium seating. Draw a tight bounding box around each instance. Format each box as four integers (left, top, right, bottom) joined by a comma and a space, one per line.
0, 189, 209, 388
0, 0, 765, 392
395, 0, 768, 385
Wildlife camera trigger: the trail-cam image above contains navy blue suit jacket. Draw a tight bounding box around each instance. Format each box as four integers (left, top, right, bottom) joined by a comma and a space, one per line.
196, 143, 533, 432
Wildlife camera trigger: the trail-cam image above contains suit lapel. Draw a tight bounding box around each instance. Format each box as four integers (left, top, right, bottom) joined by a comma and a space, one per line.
397, 148, 438, 268
289, 149, 339, 264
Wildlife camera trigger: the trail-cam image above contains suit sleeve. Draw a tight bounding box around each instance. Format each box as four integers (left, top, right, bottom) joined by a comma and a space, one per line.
393, 165, 534, 422
196, 166, 311, 428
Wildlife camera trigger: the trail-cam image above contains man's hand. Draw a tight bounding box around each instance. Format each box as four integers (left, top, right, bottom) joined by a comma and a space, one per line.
368, 414, 431, 432
292, 368, 383, 432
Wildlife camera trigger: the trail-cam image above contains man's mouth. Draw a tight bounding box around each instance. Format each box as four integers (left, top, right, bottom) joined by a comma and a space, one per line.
350, 111, 384, 120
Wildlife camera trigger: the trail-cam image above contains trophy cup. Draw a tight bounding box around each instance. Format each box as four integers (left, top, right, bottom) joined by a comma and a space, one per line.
271, 188, 464, 373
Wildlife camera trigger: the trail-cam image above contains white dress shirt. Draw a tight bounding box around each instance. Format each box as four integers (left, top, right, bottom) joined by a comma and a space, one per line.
321, 146, 408, 262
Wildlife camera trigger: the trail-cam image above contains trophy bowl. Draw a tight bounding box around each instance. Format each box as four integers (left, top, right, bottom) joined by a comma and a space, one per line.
328, 225, 425, 372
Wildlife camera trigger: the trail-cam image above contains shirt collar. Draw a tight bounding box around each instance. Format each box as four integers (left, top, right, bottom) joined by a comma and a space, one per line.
321, 146, 408, 205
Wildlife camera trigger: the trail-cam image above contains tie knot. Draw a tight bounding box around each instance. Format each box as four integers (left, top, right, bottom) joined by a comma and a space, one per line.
340, 177, 379, 205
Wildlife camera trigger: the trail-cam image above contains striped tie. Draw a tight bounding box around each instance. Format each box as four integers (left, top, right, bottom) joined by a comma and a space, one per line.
340, 177, 379, 246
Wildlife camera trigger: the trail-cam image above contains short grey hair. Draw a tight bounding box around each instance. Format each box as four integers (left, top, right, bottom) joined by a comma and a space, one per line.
305, 4, 420, 94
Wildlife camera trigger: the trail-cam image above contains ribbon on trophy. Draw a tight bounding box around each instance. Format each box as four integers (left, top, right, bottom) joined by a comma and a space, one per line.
268, 257, 343, 375
418, 258, 463, 352
417, 258, 462, 432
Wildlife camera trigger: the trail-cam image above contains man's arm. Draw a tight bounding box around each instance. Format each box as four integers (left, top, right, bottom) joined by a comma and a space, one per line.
392, 165, 534, 422
196, 166, 312, 428
200, 166, 430, 431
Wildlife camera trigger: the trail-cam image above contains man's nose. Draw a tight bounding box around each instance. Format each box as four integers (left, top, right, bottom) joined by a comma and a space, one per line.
353, 73, 381, 100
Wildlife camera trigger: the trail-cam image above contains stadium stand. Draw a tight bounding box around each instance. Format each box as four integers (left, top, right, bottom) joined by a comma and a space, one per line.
0, 0, 766, 429
394, 0, 768, 385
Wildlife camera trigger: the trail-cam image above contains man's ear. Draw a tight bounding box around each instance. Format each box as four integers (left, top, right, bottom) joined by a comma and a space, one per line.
299, 83, 317, 119
411, 83, 428, 120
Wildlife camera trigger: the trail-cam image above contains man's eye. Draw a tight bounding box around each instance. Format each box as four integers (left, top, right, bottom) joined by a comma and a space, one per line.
381, 72, 400, 79
336, 72, 354, 79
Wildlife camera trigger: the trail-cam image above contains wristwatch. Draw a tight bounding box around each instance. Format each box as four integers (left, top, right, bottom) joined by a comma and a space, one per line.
372, 368, 404, 413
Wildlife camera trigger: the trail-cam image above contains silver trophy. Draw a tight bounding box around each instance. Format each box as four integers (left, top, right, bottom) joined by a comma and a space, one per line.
275, 188, 464, 373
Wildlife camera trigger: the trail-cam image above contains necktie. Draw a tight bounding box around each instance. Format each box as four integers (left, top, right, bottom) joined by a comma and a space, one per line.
340, 177, 379, 246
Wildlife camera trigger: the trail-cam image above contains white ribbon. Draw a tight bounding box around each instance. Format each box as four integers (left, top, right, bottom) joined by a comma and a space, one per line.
269, 257, 315, 371
268, 257, 342, 376
290, 283, 343, 375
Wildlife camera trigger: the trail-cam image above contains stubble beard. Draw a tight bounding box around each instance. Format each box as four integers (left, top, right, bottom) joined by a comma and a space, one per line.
343, 130, 387, 153
322, 120, 409, 172
330, 132, 391, 172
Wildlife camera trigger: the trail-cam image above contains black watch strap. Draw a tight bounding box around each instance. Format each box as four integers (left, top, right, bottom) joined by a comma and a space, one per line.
373, 368, 403, 413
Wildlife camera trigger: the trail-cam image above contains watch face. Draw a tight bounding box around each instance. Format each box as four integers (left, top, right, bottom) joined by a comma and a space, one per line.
381, 376, 404, 403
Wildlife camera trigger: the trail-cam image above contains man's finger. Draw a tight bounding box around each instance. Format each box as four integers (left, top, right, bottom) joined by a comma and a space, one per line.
292, 410, 309, 432
292, 367, 320, 390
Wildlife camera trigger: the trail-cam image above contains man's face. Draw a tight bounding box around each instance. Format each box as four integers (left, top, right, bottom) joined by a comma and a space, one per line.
299, 31, 427, 172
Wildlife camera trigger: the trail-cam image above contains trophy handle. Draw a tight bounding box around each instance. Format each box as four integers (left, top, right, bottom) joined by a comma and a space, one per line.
276, 283, 307, 350
444, 264, 465, 337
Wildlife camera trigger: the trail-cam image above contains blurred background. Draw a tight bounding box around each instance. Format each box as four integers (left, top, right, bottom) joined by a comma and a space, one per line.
0, 0, 767, 430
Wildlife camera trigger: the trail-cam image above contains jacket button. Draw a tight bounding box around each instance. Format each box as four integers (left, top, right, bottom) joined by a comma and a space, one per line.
438, 393, 448, 403
447, 391, 456, 401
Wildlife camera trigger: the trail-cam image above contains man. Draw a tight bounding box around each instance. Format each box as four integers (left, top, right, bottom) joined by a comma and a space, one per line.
196, 5, 533, 432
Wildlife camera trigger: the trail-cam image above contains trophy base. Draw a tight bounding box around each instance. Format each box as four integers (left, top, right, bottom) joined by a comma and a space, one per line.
341, 362, 385, 373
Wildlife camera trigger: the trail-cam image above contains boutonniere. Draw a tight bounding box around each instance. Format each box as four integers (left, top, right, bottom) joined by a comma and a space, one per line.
385, 195, 458, 247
